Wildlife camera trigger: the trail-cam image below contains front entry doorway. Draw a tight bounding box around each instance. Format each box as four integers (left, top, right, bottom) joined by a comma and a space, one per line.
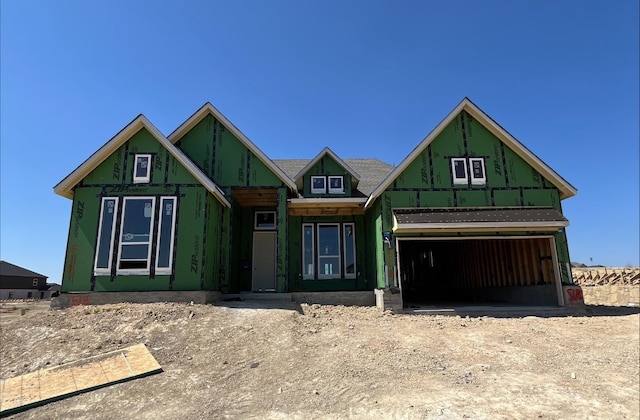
252, 231, 276, 291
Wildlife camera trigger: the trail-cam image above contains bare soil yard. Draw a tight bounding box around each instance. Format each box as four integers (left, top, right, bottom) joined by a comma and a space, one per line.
1, 301, 638, 419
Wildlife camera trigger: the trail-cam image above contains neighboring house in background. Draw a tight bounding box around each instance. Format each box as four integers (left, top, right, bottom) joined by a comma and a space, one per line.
0, 261, 57, 300
53, 98, 578, 309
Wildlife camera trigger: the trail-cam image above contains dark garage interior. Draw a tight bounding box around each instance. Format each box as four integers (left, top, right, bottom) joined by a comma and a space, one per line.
398, 237, 560, 307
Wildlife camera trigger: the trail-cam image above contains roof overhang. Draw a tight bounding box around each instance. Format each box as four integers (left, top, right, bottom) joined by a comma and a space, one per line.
365, 97, 578, 208
393, 207, 569, 234
53, 115, 231, 207
288, 197, 367, 216
167, 102, 298, 193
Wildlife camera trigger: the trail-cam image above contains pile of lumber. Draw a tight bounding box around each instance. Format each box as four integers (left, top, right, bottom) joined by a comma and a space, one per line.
572, 267, 640, 286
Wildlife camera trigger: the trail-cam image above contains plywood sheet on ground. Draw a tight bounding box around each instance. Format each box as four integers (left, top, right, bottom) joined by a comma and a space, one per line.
0, 343, 162, 416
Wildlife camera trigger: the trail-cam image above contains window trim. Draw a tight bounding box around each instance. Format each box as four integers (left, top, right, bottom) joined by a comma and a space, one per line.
451, 158, 468, 185
254, 211, 277, 230
317, 223, 341, 279
155, 197, 177, 274
328, 176, 345, 194
32, 278, 39, 287
116, 196, 156, 275
302, 223, 315, 280
94, 197, 119, 275
310, 176, 327, 194
469, 157, 487, 185
343, 223, 356, 279
133, 154, 152, 184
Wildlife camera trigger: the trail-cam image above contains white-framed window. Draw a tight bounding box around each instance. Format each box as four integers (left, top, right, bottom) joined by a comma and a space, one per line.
311, 176, 326, 194
469, 157, 486, 185
343, 223, 356, 278
133, 154, 152, 184
302, 224, 315, 280
94, 196, 178, 275
254, 211, 276, 230
302, 222, 357, 280
117, 197, 156, 273
94, 197, 119, 274
155, 197, 177, 274
328, 176, 344, 194
451, 158, 468, 185
32, 278, 39, 286
317, 224, 341, 278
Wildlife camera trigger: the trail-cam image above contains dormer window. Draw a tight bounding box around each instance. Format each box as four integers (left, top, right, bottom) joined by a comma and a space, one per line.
469, 158, 486, 185
451, 158, 468, 185
311, 176, 326, 194
133, 154, 152, 184
328, 176, 344, 194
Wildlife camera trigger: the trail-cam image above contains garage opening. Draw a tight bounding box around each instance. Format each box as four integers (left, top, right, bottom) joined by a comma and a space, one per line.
398, 237, 561, 308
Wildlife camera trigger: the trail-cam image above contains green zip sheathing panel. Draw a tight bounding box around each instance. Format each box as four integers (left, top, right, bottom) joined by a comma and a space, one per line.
379, 110, 571, 288
364, 198, 386, 289
287, 215, 368, 292
175, 114, 283, 188
302, 154, 353, 196
61, 128, 226, 293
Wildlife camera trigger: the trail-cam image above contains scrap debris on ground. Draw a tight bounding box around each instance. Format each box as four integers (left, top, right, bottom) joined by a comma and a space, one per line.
0, 301, 638, 419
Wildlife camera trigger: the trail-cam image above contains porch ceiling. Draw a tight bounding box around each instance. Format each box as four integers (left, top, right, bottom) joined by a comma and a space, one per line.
233, 188, 279, 207
288, 198, 366, 216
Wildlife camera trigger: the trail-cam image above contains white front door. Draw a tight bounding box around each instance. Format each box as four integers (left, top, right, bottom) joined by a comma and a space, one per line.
252, 231, 276, 291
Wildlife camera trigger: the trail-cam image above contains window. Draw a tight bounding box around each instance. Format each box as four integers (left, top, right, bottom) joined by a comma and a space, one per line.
318, 224, 341, 278
311, 176, 326, 194
302, 222, 357, 280
469, 158, 486, 185
302, 224, 315, 280
94, 197, 119, 274
343, 223, 356, 278
451, 158, 468, 184
328, 176, 344, 194
95, 196, 177, 275
117, 197, 155, 272
155, 197, 177, 273
27, 292, 33, 298
451, 157, 487, 185
133, 154, 152, 184
32, 278, 39, 286
254, 211, 276, 230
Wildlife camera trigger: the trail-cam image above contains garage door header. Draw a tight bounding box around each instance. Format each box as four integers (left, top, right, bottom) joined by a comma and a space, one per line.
393, 207, 569, 233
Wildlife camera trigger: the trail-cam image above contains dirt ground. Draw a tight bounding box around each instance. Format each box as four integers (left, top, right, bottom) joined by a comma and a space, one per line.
1, 300, 638, 419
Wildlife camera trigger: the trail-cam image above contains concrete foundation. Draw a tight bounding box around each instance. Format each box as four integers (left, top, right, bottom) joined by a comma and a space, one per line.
50, 291, 222, 309
375, 288, 403, 313
291, 291, 375, 306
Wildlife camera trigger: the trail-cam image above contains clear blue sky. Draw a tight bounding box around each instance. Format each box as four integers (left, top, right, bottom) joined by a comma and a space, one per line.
1, 0, 638, 283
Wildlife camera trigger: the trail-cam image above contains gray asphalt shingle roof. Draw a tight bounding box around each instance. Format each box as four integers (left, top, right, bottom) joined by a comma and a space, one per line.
272, 158, 395, 197
0, 261, 48, 279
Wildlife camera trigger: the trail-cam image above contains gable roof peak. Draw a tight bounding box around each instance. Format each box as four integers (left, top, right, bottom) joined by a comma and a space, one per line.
53, 114, 231, 207
364, 97, 577, 208
168, 101, 297, 192
292, 147, 361, 190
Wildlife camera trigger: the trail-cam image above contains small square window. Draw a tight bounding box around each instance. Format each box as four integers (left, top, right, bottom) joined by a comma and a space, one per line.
133, 154, 152, 184
469, 158, 486, 185
32, 278, 39, 286
311, 176, 326, 194
451, 158, 468, 185
328, 176, 344, 194
254, 211, 276, 230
